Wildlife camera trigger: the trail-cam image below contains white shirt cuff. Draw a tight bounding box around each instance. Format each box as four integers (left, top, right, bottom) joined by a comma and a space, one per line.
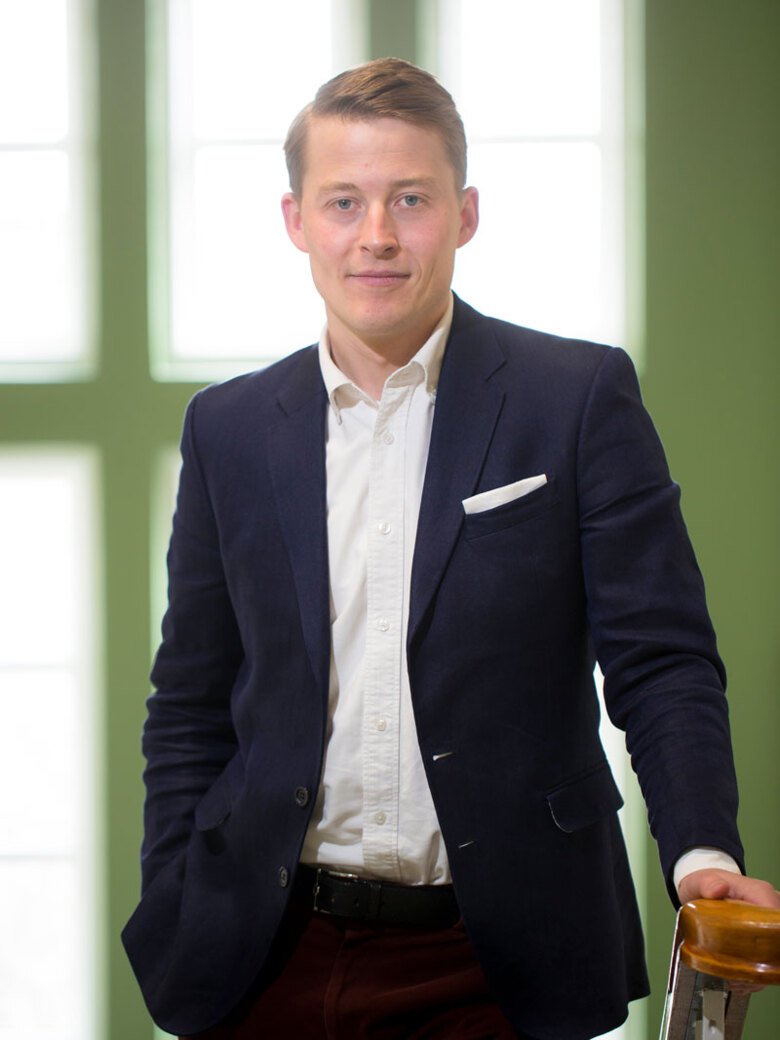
673, 847, 742, 898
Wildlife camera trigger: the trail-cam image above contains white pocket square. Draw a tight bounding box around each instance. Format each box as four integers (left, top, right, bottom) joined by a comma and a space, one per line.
462, 474, 547, 515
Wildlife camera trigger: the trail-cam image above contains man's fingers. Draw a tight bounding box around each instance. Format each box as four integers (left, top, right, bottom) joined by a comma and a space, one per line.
700, 879, 731, 899
678, 868, 780, 908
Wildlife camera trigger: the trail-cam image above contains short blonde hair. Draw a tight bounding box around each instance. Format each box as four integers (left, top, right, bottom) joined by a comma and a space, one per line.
284, 58, 467, 196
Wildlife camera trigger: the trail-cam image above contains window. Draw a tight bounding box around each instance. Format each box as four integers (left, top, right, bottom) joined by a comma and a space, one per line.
0, 451, 101, 1040
435, 0, 627, 349
0, 3, 101, 1038
0, 0, 95, 380
0, 5, 650, 1036
151, 0, 365, 380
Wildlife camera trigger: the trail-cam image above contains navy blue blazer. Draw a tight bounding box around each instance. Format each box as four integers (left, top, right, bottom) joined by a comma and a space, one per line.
122, 297, 744, 1039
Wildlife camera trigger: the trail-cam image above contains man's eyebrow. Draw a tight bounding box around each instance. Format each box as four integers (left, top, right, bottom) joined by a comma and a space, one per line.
317, 181, 360, 196
389, 177, 439, 191
315, 177, 441, 197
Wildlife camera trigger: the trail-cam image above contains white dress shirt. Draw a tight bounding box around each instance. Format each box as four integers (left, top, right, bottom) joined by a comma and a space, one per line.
300, 297, 453, 885
299, 292, 740, 893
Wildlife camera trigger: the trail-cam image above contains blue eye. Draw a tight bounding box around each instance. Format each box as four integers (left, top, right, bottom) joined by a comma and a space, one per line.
402, 195, 420, 207
335, 198, 352, 210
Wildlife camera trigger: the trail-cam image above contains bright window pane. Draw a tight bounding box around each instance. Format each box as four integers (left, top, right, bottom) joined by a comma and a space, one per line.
0, 451, 100, 1040
454, 142, 604, 341
170, 145, 322, 359
439, 0, 626, 352
0, 151, 82, 361
157, 0, 364, 378
0, 672, 82, 854
0, 0, 93, 377
454, 0, 601, 138
0, 862, 90, 1040
189, 0, 335, 141
0, 1, 69, 143
0, 453, 87, 663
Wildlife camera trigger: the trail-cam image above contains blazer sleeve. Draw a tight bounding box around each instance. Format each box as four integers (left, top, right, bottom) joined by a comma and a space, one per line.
139, 391, 243, 893
576, 346, 744, 899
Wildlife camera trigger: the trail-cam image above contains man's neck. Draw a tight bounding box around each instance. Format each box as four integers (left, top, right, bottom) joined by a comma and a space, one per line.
327, 338, 411, 401
325, 305, 450, 401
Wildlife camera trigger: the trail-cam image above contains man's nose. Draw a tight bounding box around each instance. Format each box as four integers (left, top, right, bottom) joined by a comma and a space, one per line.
360, 204, 399, 257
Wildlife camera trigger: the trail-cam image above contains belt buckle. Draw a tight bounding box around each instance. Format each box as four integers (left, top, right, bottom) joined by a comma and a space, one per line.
312, 867, 361, 914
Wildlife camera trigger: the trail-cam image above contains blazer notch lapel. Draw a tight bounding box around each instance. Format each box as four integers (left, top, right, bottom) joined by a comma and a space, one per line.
267, 360, 331, 704
408, 315, 507, 647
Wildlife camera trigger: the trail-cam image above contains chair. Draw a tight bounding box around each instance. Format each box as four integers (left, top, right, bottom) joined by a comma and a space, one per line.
659, 899, 780, 1039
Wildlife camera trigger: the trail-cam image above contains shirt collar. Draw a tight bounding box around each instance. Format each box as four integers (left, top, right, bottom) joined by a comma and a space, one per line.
318, 294, 454, 422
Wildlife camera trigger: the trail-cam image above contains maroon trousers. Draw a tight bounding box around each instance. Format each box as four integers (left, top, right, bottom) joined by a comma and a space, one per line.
182, 886, 522, 1039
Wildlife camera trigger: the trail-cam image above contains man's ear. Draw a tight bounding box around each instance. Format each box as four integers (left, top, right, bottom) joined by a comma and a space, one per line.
281, 192, 309, 253
457, 186, 479, 249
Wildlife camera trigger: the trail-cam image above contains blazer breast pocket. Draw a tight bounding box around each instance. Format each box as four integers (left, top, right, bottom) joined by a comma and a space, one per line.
462, 474, 558, 539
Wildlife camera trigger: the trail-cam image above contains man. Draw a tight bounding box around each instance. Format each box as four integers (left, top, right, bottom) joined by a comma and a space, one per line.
123, 59, 777, 1039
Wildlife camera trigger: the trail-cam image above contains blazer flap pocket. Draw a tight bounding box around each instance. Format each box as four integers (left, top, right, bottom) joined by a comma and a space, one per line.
195, 756, 242, 831
546, 761, 623, 833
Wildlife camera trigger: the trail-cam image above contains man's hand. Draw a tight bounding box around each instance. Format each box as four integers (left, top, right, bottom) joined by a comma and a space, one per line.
676, 869, 780, 994
677, 868, 780, 908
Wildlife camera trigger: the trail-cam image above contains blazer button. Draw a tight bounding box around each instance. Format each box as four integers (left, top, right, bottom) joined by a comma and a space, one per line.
294, 786, 310, 807
278, 866, 289, 888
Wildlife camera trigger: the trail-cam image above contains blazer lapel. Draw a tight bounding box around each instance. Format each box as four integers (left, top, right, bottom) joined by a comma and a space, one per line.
408, 300, 506, 648
267, 351, 331, 703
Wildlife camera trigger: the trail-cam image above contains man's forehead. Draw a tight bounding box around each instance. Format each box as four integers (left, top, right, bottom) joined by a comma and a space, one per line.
301, 116, 457, 189
307, 115, 445, 153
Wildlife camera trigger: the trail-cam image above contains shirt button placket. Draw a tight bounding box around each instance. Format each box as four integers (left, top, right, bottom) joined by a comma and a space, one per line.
363, 391, 407, 877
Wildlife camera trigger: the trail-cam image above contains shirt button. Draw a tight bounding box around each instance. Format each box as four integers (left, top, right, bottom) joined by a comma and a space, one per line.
294, 786, 310, 807
375, 811, 387, 825
377, 521, 392, 535
376, 617, 390, 632
382, 431, 394, 445
376, 717, 387, 732
278, 866, 289, 887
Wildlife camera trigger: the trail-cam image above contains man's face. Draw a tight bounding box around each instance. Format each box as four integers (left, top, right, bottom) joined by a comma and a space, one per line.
282, 116, 478, 359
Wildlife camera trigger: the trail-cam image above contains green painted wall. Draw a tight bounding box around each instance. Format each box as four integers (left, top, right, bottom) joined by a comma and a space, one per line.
642, 1, 780, 1034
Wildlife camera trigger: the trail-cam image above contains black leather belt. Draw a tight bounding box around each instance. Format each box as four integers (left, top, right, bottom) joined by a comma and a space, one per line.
296, 865, 459, 928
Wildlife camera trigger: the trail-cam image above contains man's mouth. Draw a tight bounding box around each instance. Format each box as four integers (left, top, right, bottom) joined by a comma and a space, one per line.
349, 271, 409, 286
